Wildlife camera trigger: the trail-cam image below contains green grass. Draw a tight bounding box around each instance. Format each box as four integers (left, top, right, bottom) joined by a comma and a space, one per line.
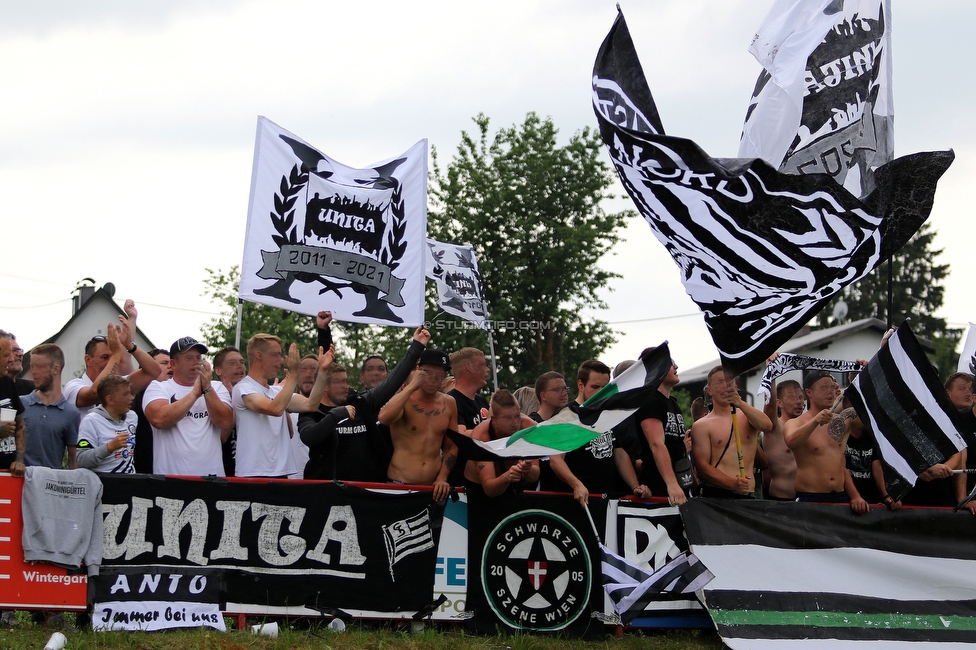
0, 617, 726, 650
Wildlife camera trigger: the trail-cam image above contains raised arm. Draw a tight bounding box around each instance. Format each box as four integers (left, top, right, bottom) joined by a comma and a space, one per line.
116, 300, 161, 390
288, 345, 335, 413
361, 326, 429, 411
764, 378, 779, 424
728, 389, 772, 433
73, 325, 124, 408
316, 311, 334, 352
784, 410, 831, 449
378, 368, 425, 426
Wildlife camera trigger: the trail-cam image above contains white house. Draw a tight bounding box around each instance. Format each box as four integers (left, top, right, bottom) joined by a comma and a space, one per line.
24, 282, 156, 386
676, 318, 930, 406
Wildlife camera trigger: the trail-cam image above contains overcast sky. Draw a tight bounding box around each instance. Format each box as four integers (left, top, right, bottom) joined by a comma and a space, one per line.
1, 0, 971, 375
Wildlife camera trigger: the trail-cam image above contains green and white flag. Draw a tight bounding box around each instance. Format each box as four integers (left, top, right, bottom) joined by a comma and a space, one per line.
504, 342, 673, 455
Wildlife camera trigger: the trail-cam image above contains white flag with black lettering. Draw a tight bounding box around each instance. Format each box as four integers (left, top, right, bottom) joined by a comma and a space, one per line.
425, 239, 489, 329
240, 116, 427, 326
739, 0, 893, 199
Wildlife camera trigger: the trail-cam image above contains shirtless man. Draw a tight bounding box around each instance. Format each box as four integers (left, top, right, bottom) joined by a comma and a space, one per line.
784, 371, 870, 513
762, 378, 804, 500
379, 349, 458, 501
691, 366, 772, 498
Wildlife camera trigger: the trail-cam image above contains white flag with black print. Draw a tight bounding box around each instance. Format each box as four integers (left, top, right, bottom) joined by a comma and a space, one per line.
591, 10, 953, 375
846, 323, 967, 502
425, 239, 489, 329
382, 508, 435, 579
739, 0, 893, 199
240, 116, 427, 326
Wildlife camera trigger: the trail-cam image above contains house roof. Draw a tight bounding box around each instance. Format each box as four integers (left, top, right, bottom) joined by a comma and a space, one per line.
675, 317, 922, 387
42, 287, 155, 348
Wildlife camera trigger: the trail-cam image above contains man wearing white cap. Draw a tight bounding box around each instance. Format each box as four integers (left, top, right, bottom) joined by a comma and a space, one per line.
143, 337, 234, 476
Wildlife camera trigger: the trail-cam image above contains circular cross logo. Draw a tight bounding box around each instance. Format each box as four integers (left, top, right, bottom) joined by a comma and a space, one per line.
481, 509, 591, 631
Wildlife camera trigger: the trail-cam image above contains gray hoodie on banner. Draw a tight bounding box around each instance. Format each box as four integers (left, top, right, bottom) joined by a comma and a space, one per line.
21, 466, 104, 575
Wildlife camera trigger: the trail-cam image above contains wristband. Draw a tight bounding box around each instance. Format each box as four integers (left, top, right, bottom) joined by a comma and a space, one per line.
127, 343, 137, 354
202, 386, 212, 395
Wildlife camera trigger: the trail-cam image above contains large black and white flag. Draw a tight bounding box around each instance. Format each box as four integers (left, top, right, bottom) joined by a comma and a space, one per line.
240, 116, 427, 326
740, 0, 893, 199
846, 323, 967, 502
592, 11, 952, 375
425, 239, 489, 329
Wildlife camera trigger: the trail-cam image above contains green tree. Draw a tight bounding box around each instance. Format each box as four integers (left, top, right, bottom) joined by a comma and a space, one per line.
816, 222, 960, 377
200, 265, 319, 361
426, 113, 632, 389
200, 266, 415, 378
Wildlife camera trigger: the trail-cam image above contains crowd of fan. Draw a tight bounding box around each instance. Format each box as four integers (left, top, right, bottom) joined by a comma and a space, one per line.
2, 300, 974, 516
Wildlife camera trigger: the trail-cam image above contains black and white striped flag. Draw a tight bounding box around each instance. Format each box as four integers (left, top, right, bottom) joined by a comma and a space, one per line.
382, 508, 435, 580
846, 323, 967, 502
591, 10, 953, 375
601, 545, 713, 624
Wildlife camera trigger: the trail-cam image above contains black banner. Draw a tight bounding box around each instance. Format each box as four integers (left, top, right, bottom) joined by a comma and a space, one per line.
99, 475, 441, 612
466, 488, 607, 635
91, 568, 225, 631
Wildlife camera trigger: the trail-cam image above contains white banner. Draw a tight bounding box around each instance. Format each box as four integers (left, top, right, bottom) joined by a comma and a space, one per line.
425, 239, 488, 329
739, 0, 893, 199
93, 601, 225, 632
958, 323, 976, 374
240, 116, 427, 326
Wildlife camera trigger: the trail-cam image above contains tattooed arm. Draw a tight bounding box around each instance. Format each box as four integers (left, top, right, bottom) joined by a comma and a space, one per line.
826, 408, 859, 444
378, 368, 425, 426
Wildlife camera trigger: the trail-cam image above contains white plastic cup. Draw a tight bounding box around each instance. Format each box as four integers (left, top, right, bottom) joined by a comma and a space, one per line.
44, 632, 67, 650
0, 408, 15, 422
250, 622, 278, 637
329, 618, 345, 632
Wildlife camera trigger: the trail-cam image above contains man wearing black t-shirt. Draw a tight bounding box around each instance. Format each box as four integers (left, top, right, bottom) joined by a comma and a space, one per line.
546, 360, 640, 504
0, 334, 26, 476
845, 425, 882, 504
446, 347, 491, 486
635, 356, 687, 505
447, 347, 491, 432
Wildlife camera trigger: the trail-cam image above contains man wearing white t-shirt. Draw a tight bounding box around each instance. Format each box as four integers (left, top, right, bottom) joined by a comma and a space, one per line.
64, 300, 161, 423
143, 337, 234, 476
233, 333, 333, 478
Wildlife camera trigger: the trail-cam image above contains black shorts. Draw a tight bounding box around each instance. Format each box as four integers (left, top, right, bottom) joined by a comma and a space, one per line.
795, 490, 849, 504
700, 485, 755, 499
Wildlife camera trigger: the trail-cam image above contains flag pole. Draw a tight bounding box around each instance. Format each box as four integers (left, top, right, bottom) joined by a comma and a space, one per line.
886, 258, 893, 330
486, 325, 499, 393
582, 502, 602, 545
234, 298, 244, 350
730, 405, 747, 481
481, 298, 499, 393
